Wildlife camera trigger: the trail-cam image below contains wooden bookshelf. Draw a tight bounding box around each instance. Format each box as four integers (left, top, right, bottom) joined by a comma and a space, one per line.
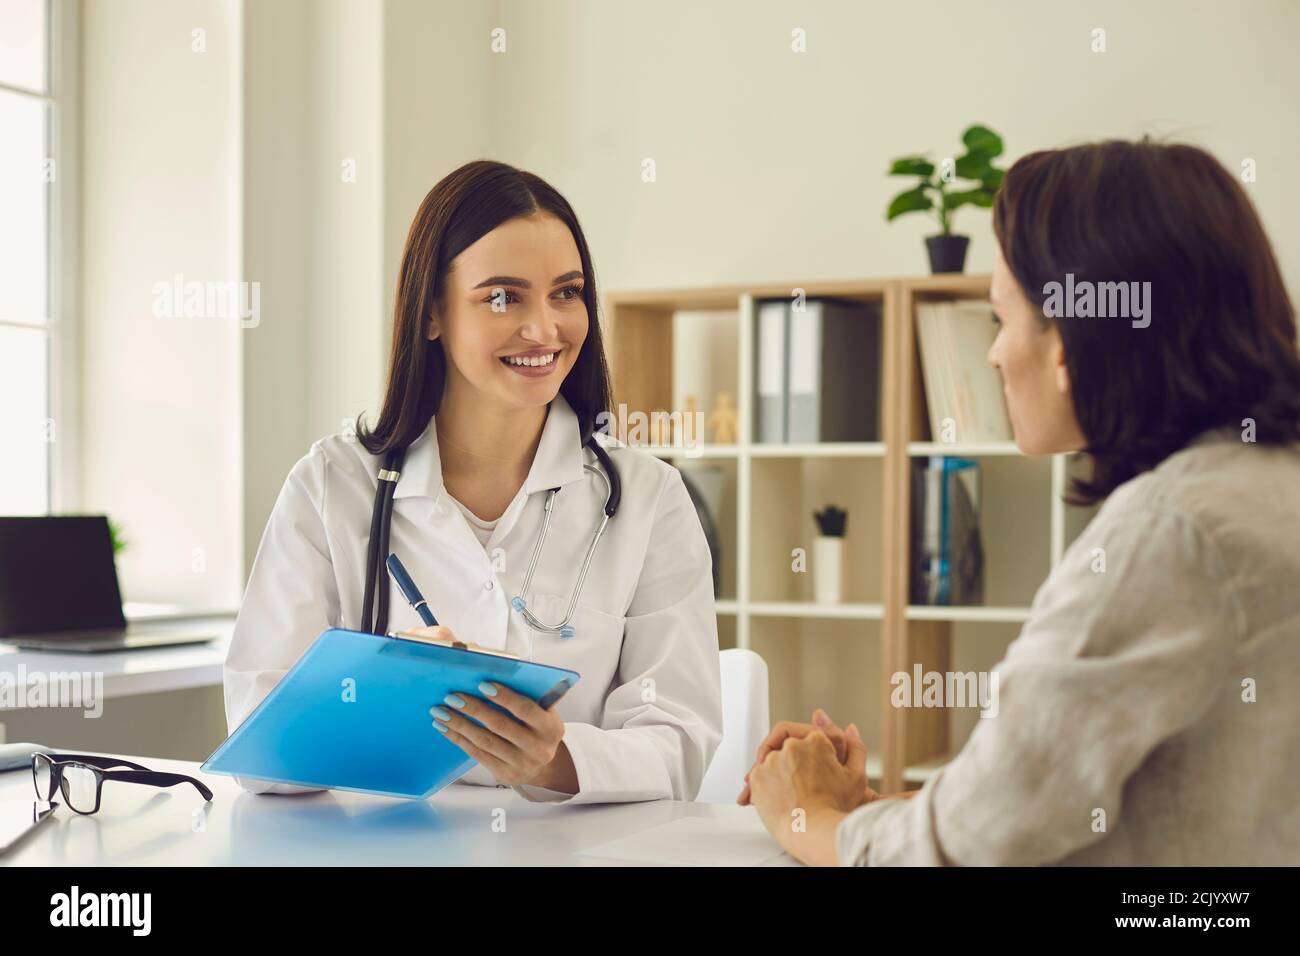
604, 275, 1096, 794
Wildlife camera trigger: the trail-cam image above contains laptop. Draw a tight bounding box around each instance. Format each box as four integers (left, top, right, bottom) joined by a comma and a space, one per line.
0, 516, 222, 653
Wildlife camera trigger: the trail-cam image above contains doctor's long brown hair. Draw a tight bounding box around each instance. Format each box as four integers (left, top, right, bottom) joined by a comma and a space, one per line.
357, 160, 613, 456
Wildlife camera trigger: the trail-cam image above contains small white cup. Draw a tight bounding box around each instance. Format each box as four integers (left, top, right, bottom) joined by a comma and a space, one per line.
813, 536, 844, 604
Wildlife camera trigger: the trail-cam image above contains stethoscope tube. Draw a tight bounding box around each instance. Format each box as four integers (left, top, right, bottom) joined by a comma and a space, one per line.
362, 447, 405, 635
586, 436, 621, 516
358, 431, 616, 639
512, 462, 611, 637
361, 432, 619, 639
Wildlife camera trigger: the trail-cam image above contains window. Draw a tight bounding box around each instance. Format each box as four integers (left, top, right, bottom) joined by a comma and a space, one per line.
0, 0, 73, 515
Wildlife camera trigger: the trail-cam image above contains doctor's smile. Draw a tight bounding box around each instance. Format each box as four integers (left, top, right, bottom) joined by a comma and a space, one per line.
499, 347, 563, 376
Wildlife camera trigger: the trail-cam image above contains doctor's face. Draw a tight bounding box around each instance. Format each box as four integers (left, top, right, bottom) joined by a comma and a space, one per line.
430, 212, 589, 414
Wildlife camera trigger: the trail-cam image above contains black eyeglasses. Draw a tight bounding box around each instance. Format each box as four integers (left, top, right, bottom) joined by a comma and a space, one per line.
32, 753, 213, 815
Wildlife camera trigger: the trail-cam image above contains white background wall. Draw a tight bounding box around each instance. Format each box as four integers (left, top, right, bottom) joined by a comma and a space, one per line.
77, 0, 1300, 607
80, 0, 242, 607
474, 0, 1299, 291
240, 0, 384, 574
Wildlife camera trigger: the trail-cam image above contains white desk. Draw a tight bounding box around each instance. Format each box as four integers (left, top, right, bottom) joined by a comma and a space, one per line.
0, 753, 792, 866
0, 618, 236, 762
0, 621, 234, 707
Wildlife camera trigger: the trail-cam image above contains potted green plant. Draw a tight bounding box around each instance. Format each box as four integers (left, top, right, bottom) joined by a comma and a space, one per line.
886, 124, 1006, 274
107, 518, 127, 558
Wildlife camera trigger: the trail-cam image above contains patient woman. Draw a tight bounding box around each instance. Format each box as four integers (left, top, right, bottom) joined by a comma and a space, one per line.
743, 139, 1300, 865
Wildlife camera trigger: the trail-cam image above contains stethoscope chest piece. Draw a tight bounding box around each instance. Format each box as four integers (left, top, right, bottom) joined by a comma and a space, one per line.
509, 595, 579, 640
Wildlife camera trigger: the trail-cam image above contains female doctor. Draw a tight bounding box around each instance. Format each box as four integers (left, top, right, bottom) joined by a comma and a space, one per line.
224, 160, 722, 803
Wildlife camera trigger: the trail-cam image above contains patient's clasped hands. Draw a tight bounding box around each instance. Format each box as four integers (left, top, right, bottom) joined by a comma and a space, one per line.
739, 708, 879, 866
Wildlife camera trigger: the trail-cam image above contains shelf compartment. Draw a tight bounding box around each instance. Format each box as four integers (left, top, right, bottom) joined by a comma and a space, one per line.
903, 280, 1004, 447
906, 454, 1052, 610
749, 455, 885, 605
604, 302, 741, 451
940, 620, 1023, 767
1059, 451, 1102, 558
716, 613, 738, 652
672, 457, 738, 603
748, 616, 883, 762
751, 295, 885, 446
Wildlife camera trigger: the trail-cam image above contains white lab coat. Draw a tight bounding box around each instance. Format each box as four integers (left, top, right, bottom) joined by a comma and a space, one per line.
223, 394, 722, 804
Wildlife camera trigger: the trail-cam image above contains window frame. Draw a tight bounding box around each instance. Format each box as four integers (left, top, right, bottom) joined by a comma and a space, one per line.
0, 0, 79, 513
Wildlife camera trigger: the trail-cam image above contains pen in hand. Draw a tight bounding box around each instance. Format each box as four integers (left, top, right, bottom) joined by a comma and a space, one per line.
385, 553, 438, 627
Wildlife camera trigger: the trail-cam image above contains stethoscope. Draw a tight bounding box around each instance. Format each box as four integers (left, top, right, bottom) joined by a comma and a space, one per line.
360, 429, 621, 639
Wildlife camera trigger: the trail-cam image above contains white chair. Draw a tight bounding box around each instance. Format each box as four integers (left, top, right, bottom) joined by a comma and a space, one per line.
695, 648, 770, 804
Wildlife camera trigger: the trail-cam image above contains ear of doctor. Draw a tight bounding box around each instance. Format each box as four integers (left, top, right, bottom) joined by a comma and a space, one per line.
410, 625, 578, 792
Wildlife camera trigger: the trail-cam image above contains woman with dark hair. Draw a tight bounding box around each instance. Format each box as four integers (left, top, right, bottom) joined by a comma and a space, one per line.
225, 161, 721, 803
745, 139, 1300, 865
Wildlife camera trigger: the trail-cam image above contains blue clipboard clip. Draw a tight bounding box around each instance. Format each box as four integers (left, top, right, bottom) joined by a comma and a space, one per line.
391, 628, 521, 659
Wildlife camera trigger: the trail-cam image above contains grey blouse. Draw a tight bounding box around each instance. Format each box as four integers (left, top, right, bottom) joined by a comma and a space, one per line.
837, 429, 1300, 865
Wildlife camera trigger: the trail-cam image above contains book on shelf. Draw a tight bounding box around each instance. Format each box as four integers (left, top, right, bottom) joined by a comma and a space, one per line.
753, 298, 881, 442
755, 301, 787, 443
915, 300, 1013, 444
910, 456, 985, 606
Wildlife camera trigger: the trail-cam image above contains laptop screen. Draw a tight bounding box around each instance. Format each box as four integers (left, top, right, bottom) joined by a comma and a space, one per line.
0, 516, 127, 636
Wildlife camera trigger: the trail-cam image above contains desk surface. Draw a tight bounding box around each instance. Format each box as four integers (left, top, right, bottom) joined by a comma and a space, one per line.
0, 754, 792, 866
0, 618, 234, 708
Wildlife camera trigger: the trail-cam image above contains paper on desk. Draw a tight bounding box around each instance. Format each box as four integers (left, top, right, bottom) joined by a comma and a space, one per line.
578, 814, 789, 866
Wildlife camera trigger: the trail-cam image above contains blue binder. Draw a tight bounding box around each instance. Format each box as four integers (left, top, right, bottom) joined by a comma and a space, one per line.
202, 628, 580, 799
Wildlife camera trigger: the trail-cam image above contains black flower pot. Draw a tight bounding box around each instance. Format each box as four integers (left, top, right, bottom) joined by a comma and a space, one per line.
926, 234, 970, 274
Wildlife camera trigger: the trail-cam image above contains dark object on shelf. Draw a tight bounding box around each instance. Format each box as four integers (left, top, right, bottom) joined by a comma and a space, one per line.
909, 457, 984, 605
813, 505, 847, 537
678, 468, 722, 598
925, 234, 970, 274
753, 298, 882, 443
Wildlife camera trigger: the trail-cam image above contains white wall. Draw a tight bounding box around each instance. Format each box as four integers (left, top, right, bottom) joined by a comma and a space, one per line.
82, 0, 388, 601
462, 0, 1299, 296
305, 0, 384, 446
381, 0, 494, 360
240, 0, 311, 575
240, 0, 384, 574
80, 0, 243, 607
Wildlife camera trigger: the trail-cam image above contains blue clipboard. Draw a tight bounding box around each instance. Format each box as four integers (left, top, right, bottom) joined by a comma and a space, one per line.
202, 628, 580, 799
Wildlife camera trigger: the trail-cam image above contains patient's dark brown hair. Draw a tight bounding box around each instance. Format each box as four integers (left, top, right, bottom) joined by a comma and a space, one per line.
993, 139, 1300, 503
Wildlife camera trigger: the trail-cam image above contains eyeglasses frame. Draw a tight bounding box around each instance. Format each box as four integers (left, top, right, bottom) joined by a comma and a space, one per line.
32, 752, 214, 815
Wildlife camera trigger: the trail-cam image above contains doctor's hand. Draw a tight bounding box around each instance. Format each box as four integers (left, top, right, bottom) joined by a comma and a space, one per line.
747, 724, 873, 867
417, 628, 578, 794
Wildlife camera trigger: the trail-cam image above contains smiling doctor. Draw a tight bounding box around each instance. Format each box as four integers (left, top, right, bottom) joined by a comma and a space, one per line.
224, 160, 722, 804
